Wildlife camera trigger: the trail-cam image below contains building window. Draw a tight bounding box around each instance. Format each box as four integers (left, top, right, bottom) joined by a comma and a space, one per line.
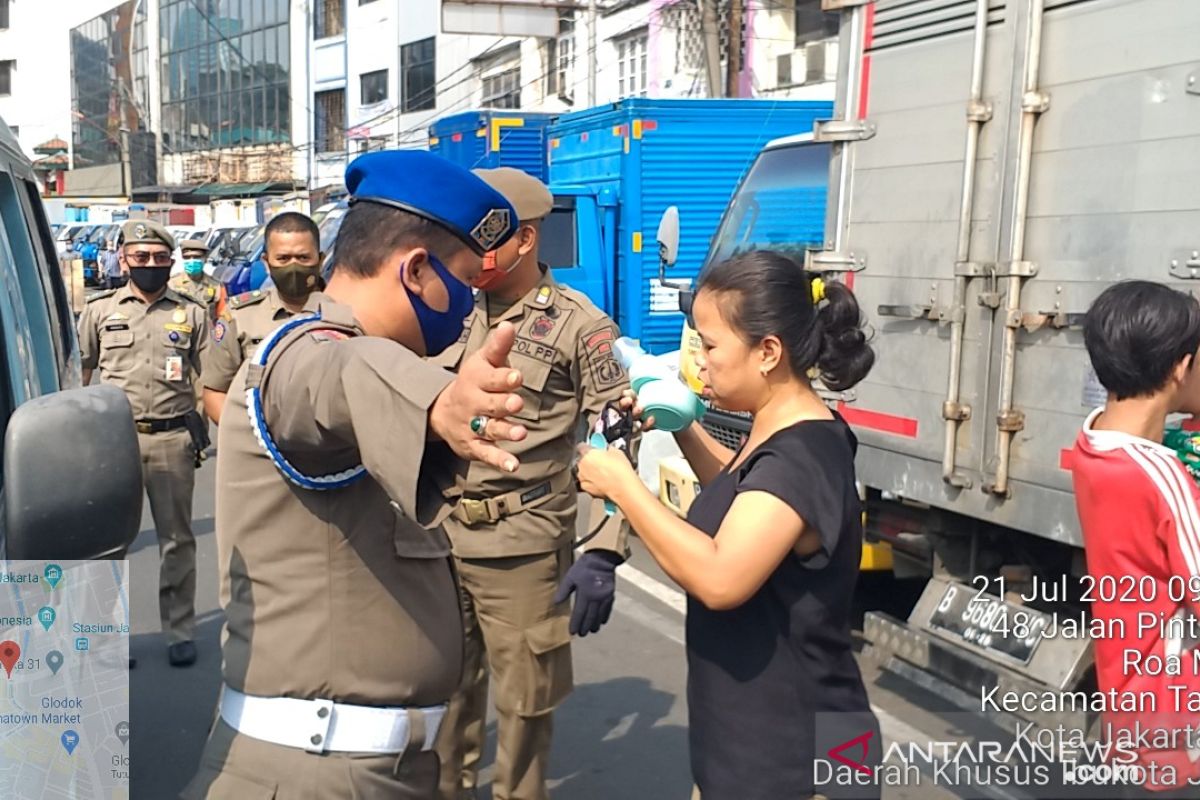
0, 60, 13, 97
478, 45, 520, 110
795, 0, 839, 46
315, 88, 345, 154
482, 66, 520, 109
0, 0, 10, 31
360, 69, 388, 105
546, 11, 575, 101
616, 32, 647, 98
400, 37, 435, 113
315, 0, 345, 40
159, 0, 290, 156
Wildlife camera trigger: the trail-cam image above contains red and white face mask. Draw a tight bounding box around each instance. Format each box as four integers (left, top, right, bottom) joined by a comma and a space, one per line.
472, 244, 521, 291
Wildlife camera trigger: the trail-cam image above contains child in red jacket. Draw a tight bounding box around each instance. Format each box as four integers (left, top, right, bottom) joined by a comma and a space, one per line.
1072, 281, 1200, 797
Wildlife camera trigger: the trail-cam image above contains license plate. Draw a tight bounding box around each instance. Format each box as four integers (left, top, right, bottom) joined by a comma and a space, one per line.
925, 582, 1051, 665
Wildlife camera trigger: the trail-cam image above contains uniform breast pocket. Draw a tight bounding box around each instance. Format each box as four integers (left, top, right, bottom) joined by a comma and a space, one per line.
101, 330, 135, 350
511, 356, 552, 422
163, 332, 193, 351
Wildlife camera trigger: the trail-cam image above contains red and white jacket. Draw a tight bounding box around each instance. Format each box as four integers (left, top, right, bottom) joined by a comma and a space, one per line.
1071, 408, 1200, 790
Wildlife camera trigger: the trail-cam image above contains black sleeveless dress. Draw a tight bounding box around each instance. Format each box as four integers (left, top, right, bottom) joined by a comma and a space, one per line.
684, 416, 882, 799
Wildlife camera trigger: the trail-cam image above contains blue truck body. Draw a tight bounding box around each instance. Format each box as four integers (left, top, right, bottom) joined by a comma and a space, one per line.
429, 111, 555, 182
546, 98, 832, 353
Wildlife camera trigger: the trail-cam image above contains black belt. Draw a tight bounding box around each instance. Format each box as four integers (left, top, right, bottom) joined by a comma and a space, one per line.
135, 415, 189, 434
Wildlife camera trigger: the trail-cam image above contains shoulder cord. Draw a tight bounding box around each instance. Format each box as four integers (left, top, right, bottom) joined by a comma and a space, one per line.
245, 312, 367, 491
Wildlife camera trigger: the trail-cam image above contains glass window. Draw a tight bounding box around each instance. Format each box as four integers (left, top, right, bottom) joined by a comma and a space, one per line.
315, 0, 344, 39
315, 89, 345, 153
795, 0, 839, 46
0, 60, 13, 96
0, 0, 11, 31
155, 1, 289, 153
400, 37, 435, 113
360, 69, 387, 105
706, 142, 832, 267
615, 32, 647, 98
481, 53, 520, 110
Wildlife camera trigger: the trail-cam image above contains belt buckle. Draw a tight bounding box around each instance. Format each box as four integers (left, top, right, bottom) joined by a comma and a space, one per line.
136, 421, 152, 434
459, 498, 490, 525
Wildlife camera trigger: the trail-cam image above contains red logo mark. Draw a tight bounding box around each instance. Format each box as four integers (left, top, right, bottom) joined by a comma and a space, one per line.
827, 731, 875, 776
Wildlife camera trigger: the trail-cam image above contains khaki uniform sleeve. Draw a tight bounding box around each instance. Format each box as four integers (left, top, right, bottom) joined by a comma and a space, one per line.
77, 302, 99, 370
265, 335, 462, 527
201, 317, 244, 392
574, 317, 634, 558
190, 307, 211, 381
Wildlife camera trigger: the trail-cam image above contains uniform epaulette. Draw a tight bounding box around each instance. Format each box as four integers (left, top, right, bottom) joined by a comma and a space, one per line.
555, 283, 609, 321
230, 290, 266, 310
174, 290, 207, 308
86, 289, 117, 303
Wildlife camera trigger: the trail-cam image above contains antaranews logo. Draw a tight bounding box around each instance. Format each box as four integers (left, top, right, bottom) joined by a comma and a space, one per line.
827, 731, 876, 776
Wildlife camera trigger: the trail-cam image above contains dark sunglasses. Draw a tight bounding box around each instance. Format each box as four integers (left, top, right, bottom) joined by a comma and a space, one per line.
126, 250, 174, 267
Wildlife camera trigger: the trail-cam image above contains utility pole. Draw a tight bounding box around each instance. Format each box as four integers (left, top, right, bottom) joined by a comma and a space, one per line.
726, 0, 742, 98
700, 0, 723, 98
587, 0, 598, 105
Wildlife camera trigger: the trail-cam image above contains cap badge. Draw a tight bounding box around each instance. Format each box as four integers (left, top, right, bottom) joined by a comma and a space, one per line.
471, 208, 511, 252
134, 223, 147, 239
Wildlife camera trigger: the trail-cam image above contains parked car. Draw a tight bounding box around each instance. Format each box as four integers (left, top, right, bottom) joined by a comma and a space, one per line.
0, 117, 142, 557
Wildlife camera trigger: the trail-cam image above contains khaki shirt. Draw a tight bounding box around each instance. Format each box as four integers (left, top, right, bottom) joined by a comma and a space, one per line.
77, 285, 210, 419
432, 269, 631, 559
216, 293, 464, 706
201, 288, 299, 393
169, 271, 227, 322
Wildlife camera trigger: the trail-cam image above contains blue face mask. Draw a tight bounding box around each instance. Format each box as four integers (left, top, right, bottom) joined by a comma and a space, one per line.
404, 254, 475, 356
183, 258, 205, 278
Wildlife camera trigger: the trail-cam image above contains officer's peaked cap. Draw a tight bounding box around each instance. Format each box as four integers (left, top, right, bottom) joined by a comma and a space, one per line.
345, 150, 517, 256
121, 219, 175, 250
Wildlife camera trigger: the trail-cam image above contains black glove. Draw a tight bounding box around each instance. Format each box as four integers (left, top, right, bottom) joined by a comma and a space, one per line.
553, 550, 622, 637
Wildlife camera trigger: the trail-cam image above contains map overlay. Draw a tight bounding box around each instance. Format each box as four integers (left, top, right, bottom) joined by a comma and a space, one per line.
0, 561, 130, 799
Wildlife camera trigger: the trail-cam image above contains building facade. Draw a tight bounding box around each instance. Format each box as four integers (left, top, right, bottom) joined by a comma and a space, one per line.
6, 0, 838, 197
307, 0, 838, 188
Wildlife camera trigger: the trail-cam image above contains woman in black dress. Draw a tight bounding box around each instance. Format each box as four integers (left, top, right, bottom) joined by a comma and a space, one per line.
576, 251, 882, 800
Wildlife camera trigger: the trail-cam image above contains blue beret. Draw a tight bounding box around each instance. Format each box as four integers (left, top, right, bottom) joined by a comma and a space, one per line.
345, 150, 517, 255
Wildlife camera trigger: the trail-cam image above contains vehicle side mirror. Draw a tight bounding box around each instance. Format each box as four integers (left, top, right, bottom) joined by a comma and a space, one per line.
656, 206, 680, 270
4, 385, 143, 559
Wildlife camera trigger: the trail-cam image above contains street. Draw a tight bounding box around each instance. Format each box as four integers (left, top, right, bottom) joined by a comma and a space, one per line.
127, 457, 976, 800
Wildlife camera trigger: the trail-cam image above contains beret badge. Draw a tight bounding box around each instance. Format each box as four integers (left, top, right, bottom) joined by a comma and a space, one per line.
471, 208, 512, 252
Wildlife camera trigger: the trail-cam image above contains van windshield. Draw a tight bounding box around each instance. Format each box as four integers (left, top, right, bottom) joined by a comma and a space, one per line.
704, 141, 832, 269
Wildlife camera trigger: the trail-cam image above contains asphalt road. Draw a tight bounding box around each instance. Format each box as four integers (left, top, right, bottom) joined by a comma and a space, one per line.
127, 456, 971, 800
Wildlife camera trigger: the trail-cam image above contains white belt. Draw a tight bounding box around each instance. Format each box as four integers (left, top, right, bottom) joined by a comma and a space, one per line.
219, 685, 446, 755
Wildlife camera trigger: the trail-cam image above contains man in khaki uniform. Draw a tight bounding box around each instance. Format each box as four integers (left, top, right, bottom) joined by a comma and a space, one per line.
201, 212, 323, 424
171, 238, 228, 323
77, 220, 210, 667
433, 168, 632, 800
184, 151, 532, 800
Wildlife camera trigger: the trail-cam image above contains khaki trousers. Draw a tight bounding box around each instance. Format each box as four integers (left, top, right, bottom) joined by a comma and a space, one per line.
436, 550, 573, 800
183, 718, 439, 799
138, 428, 196, 644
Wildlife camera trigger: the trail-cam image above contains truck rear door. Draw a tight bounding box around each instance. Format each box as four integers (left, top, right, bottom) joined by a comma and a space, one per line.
834, 0, 1200, 544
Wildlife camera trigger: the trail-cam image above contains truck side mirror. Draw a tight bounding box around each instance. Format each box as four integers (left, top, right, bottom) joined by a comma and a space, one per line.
4, 385, 143, 559
656, 206, 680, 269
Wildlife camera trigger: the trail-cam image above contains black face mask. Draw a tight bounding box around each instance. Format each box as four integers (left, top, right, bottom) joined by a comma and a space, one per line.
128, 266, 172, 294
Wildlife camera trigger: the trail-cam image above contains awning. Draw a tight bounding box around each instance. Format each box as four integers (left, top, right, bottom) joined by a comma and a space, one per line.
191, 182, 296, 197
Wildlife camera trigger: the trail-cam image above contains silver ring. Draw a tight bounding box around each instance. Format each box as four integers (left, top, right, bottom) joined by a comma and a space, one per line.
470, 415, 491, 436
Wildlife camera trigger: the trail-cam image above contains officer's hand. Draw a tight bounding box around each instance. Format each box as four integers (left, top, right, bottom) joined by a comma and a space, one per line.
553, 551, 622, 636
430, 322, 528, 473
